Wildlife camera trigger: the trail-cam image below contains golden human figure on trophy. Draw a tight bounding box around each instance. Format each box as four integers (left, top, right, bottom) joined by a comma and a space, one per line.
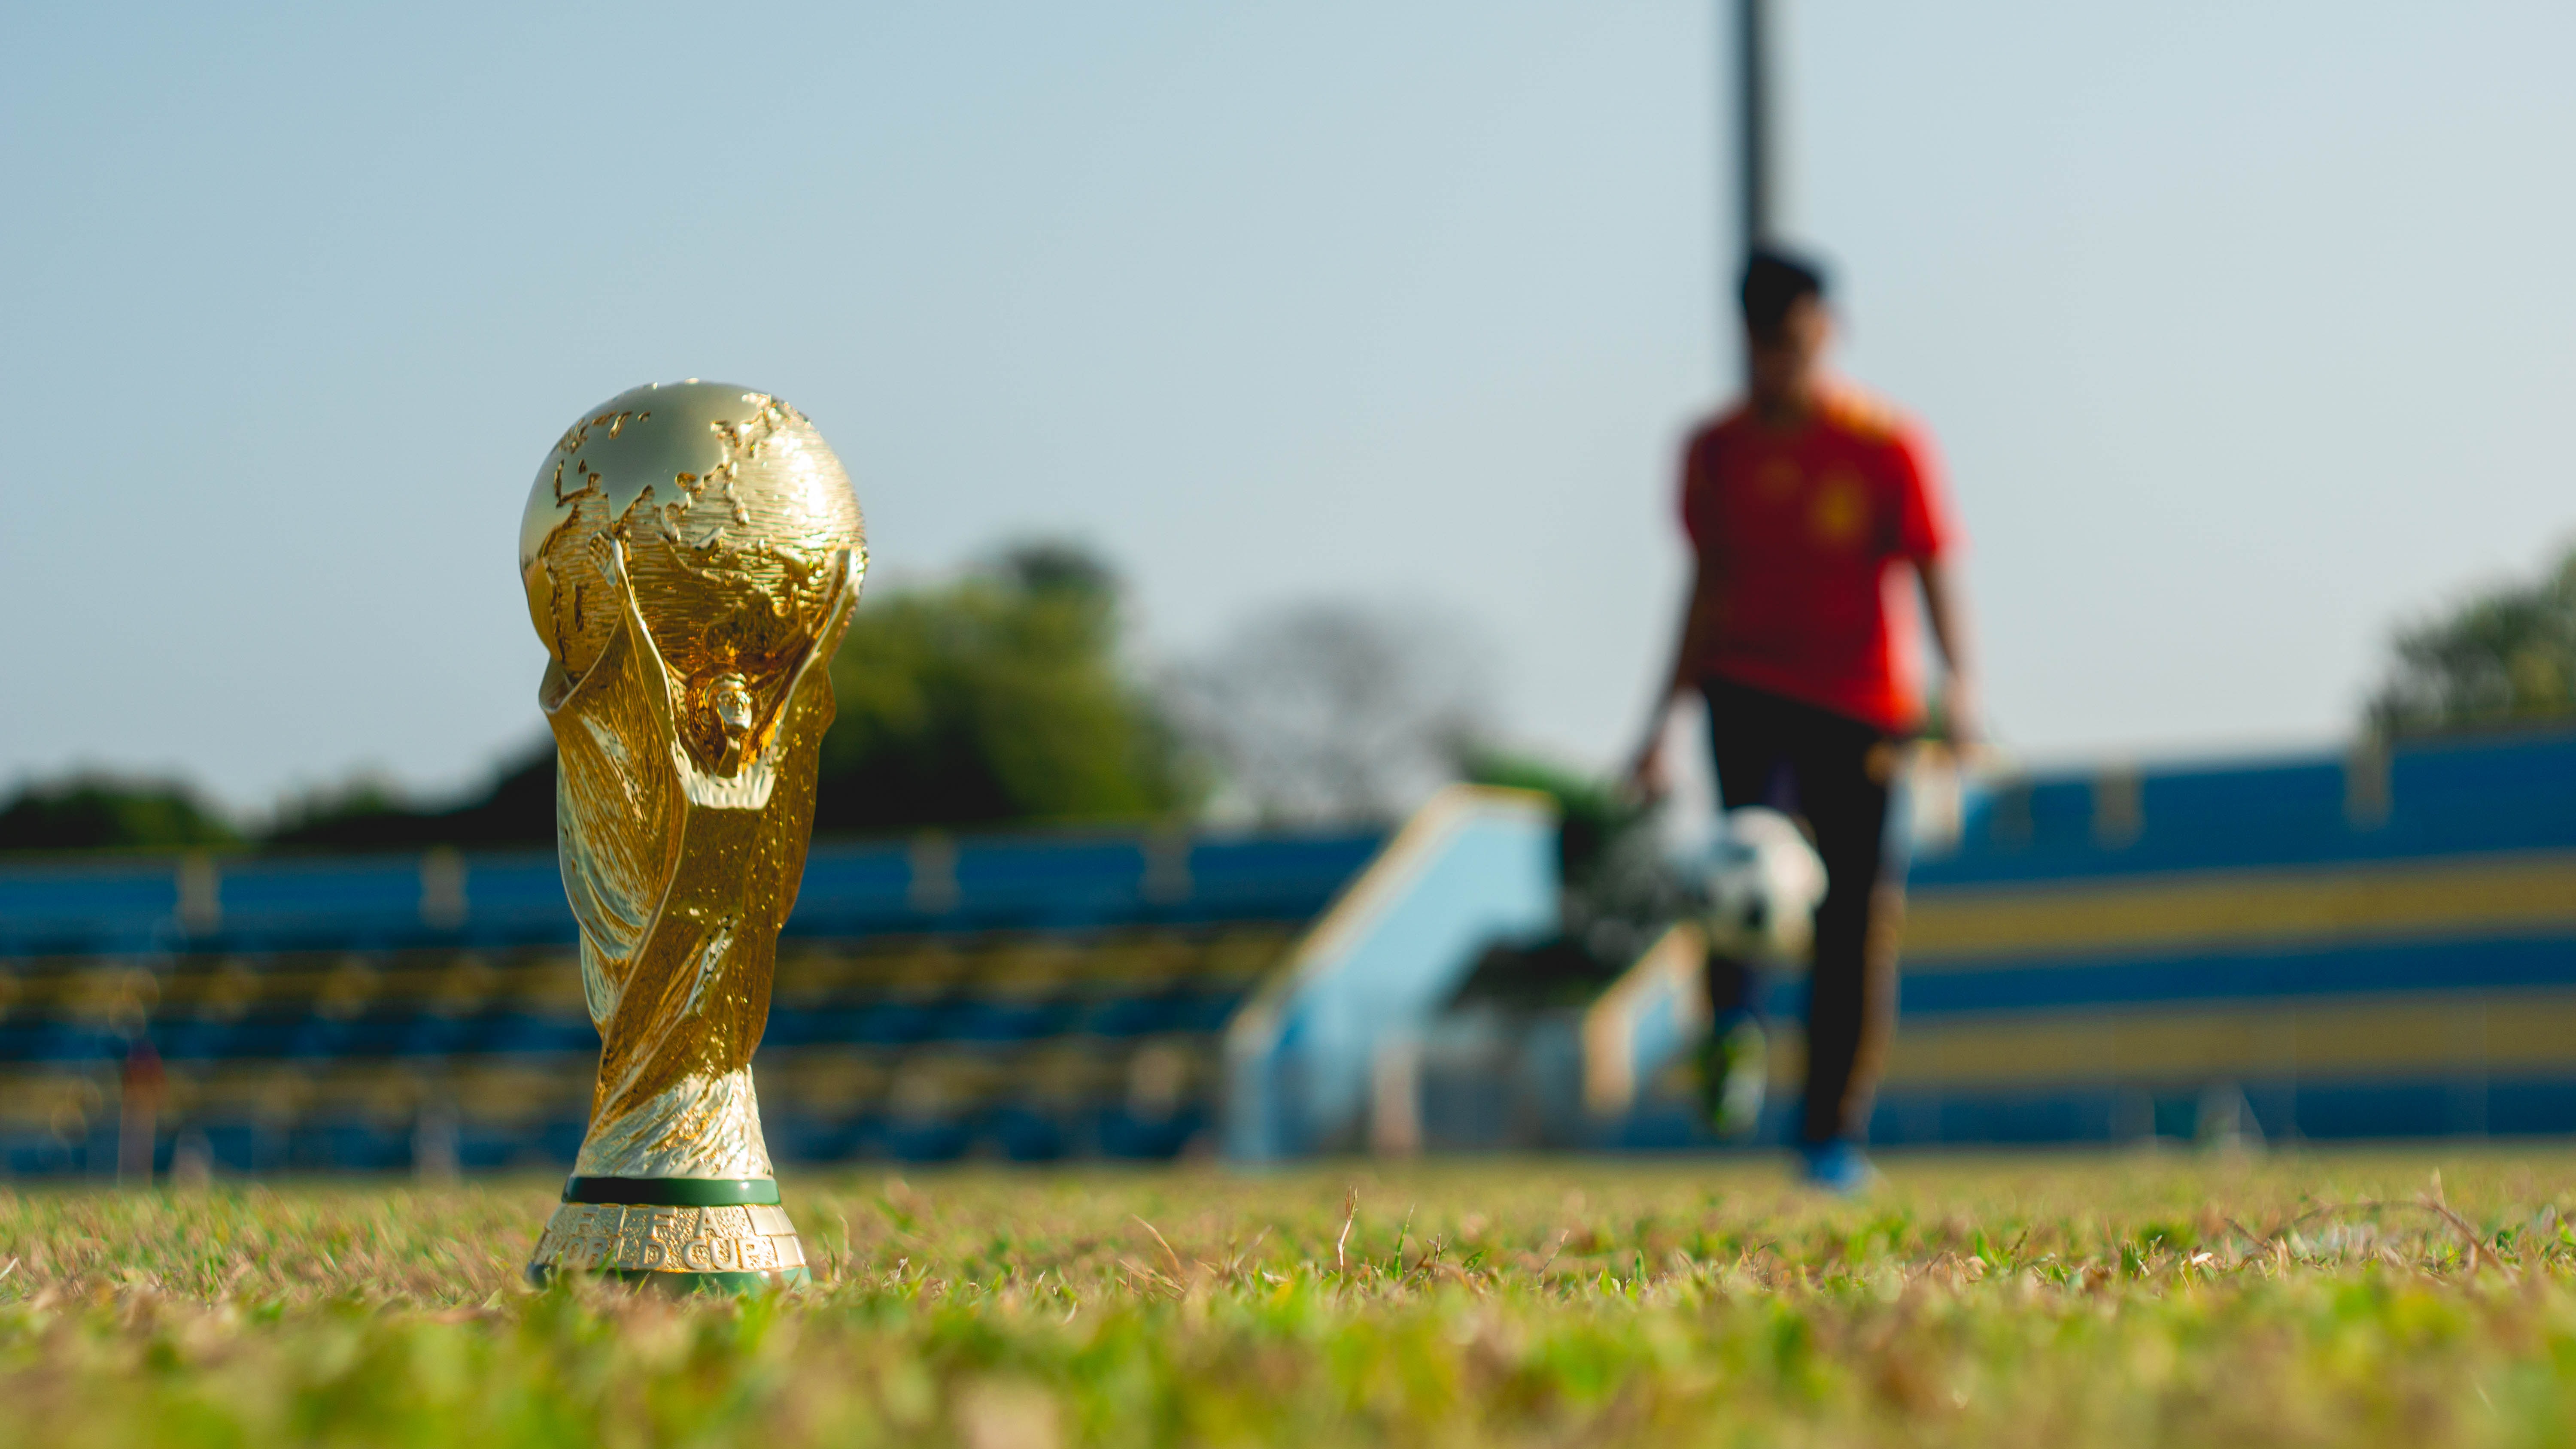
516, 380, 864, 1289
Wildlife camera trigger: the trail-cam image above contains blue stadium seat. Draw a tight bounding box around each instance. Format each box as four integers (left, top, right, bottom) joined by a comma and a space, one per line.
880, 1117, 972, 1163
0, 862, 179, 956
1094, 1105, 1203, 1160
982, 1103, 1070, 1161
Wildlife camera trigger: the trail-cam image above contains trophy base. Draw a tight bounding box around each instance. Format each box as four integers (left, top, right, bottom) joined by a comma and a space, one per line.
524, 1265, 814, 1294
526, 1176, 808, 1290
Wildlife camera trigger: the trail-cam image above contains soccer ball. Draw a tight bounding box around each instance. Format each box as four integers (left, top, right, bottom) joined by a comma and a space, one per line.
1697, 807, 1828, 964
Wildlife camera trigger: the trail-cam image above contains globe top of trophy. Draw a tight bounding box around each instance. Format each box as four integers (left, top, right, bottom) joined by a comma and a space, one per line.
519, 380, 866, 777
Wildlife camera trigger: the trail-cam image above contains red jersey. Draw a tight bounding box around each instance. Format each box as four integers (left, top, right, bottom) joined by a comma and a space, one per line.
1678, 385, 1959, 732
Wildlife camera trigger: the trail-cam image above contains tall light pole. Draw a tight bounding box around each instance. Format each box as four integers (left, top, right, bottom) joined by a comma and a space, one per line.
1733, 0, 1778, 260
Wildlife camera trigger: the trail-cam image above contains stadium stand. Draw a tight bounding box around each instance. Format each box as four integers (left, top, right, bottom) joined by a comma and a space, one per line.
0, 828, 1381, 1176
13, 730, 2576, 1176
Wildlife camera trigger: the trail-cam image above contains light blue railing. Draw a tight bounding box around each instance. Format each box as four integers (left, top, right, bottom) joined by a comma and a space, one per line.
1224, 785, 1558, 1162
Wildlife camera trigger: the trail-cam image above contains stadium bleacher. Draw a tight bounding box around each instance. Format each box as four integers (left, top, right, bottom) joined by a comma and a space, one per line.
14, 729, 2576, 1176
0, 830, 1379, 1176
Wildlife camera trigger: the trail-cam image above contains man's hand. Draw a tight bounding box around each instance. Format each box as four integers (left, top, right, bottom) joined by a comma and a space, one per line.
1917, 558, 1984, 761
1937, 673, 2012, 774
1626, 732, 1671, 804
1941, 674, 1984, 751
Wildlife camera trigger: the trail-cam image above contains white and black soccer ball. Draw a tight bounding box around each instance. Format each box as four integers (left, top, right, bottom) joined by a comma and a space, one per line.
1697, 807, 1829, 964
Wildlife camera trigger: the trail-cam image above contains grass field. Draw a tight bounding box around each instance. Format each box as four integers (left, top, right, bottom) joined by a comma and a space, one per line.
7, 1150, 2576, 1446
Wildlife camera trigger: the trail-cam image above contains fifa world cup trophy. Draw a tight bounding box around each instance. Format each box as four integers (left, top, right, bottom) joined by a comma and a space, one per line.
517, 381, 864, 1289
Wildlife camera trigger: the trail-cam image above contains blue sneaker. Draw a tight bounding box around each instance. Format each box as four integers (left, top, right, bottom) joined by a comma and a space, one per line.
1799, 1140, 1879, 1197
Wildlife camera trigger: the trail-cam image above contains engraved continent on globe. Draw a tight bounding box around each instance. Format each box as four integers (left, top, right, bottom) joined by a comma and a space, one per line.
519, 380, 867, 776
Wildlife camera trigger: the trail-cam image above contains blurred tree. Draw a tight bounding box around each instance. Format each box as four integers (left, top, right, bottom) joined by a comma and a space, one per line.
262, 751, 555, 852
1164, 602, 1489, 824
0, 776, 239, 853
262, 776, 413, 851
2369, 546, 2576, 737
813, 541, 1195, 832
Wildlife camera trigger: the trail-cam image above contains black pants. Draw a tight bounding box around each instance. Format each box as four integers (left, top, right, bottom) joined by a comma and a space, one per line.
1701, 676, 1904, 1146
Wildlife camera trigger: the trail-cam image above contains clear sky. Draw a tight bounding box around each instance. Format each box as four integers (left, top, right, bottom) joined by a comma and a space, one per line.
4, 2, 2571, 813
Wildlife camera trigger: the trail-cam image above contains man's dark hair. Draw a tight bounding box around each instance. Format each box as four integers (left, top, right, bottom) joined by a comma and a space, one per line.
1739, 248, 1828, 337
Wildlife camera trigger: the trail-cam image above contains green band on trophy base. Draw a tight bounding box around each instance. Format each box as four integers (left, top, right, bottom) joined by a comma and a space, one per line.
563, 1176, 783, 1206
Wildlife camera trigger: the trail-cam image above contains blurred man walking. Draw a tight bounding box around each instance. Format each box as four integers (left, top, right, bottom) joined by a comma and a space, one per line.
1629, 248, 1978, 1194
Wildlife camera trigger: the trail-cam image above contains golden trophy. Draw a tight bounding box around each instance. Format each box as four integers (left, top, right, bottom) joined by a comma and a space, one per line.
516, 381, 864, 1290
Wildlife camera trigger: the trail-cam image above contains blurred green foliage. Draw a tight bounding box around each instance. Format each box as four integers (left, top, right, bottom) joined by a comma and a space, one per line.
261, 754, 557, 853
2372, 546, 2576, 737
812, 542, 1195, 835
0, 776, 238, 854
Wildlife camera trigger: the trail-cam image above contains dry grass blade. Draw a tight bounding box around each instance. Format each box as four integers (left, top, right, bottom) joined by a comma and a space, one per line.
2253, 1197, 2517, 1280
1116, 1257, 1182, 1298
1537, 1228, 1573, 1276
2418, 1194, 2517, 1281
1218, 1226, 1272, 1282
1336, 1187, 1358, 1277
1131, 1215, 1188, 1283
